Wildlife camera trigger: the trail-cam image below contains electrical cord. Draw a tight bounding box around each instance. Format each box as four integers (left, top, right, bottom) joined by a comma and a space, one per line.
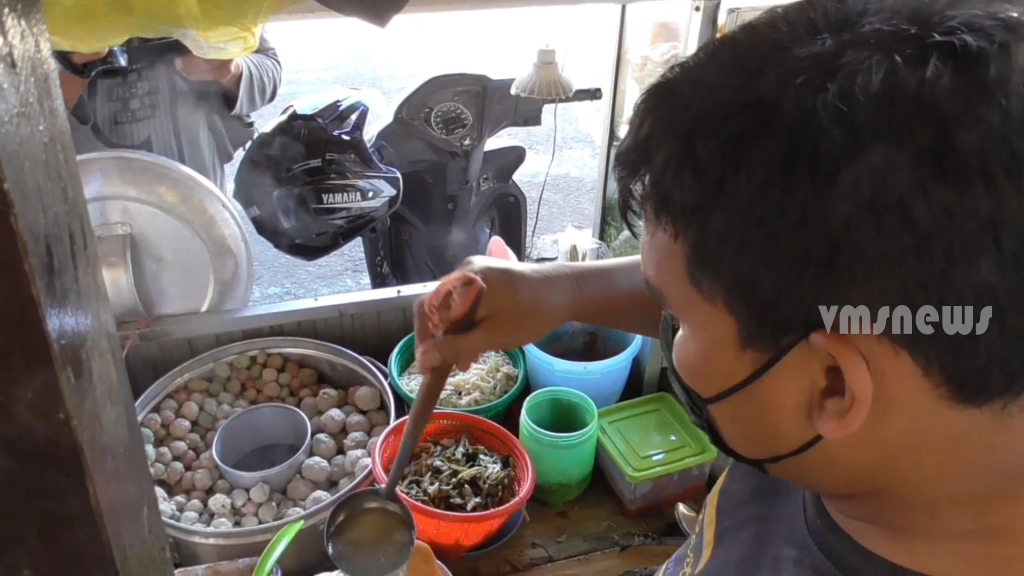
526, 104, 559, 260
526, 50, 568, 261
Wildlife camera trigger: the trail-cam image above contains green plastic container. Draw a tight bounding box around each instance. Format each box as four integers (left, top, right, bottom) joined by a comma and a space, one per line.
597, 392, 718, 517
388, 333, 528, 423
518, 387, 599, 507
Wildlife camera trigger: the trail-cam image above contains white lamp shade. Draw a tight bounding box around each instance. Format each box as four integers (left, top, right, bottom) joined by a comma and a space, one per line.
511, 47, 574, 100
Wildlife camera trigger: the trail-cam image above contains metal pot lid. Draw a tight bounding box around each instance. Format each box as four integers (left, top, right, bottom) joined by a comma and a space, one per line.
78, 150, 254, 323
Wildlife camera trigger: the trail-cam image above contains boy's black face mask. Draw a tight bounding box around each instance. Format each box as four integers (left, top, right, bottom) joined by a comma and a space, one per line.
663, 317, 821, 473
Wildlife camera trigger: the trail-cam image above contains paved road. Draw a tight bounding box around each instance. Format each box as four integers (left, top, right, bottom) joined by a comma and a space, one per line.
226, 7, 620, 304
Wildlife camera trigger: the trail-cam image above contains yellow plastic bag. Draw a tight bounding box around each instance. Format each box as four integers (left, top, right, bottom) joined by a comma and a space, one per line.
44, 0, 305, 59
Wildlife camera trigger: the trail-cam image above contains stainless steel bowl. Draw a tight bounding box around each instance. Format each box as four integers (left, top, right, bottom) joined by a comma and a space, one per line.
212, 403, 312, 492
136, 338, 396, 574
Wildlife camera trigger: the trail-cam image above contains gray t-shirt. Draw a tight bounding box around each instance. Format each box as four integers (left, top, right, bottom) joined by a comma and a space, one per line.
67, 34, 281, 191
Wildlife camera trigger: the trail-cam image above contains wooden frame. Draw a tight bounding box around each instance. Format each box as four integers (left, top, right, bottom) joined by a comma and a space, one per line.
271, 0, 648, 21
0, 0, 172, 572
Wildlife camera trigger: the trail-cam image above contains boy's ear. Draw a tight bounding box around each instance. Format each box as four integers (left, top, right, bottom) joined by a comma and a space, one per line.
807, 331, 873, 440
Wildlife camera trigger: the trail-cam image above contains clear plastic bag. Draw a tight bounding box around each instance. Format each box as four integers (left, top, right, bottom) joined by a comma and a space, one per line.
44, 0, 303, 59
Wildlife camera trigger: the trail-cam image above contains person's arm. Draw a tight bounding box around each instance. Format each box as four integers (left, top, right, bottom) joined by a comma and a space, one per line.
414, 255, 661, 373
560, 255, 662, 339
224, 32, 281, 116
175, 33, 281, 116
59, 70, 87, 112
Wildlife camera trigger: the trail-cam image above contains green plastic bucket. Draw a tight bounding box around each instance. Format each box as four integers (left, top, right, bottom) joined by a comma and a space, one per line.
388, 333, 528, 423
518, 387, 599, 507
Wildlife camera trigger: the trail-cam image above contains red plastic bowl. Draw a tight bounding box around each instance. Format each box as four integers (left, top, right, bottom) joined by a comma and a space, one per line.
372, 411, 536, 559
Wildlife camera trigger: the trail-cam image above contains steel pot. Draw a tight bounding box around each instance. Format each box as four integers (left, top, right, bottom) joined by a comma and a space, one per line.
136, 338, 396, 574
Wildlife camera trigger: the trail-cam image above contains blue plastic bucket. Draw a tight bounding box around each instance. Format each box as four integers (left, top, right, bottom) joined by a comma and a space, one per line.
638, 337, 654, 367
523, 323, 643, 409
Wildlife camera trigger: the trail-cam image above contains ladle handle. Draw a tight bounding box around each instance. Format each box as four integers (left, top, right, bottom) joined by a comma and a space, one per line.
254, 519, 304, 576
381, 363, 448, 500
95, 222, 149, 324
382, 288, 484, 500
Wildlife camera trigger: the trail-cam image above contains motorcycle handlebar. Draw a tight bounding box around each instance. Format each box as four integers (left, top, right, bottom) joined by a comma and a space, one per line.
544, 88, 603, 104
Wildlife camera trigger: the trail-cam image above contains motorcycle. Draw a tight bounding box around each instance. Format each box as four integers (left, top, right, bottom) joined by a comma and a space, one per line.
359, 74, 603, 288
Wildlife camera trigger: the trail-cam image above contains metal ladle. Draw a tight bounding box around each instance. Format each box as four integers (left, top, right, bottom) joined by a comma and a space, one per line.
380, 284, 484, 503
323, 372, 456, 575
326, 284, 484, 575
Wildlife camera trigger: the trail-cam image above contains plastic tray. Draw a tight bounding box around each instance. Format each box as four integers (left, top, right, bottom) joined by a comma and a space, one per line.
596, 393, 717, 517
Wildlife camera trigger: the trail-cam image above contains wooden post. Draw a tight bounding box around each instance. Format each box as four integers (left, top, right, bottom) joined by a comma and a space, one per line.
0, 1, 173, 573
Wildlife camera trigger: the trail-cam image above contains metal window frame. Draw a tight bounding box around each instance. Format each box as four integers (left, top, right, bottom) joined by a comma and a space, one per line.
592, 0, 718, 245
591, 4, 629, 240
123, 283, 434, 341
121, 1, 751, 385
271, 0, 649, 20
124, 1, 637, 341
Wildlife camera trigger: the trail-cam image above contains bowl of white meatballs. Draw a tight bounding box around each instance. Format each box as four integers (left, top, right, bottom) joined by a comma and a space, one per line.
136, 337, 396, 574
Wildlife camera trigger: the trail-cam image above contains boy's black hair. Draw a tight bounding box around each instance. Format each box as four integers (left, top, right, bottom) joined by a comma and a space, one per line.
616, 0, 1024, 406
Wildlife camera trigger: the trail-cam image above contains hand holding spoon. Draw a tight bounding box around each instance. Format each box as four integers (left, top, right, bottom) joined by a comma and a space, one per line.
324, 272, 484, 576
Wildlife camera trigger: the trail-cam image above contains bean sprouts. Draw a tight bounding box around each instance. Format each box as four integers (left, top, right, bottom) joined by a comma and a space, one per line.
400, 351, 518, 408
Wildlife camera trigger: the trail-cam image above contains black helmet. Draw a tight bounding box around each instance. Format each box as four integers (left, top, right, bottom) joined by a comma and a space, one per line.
233, 90, 402, 261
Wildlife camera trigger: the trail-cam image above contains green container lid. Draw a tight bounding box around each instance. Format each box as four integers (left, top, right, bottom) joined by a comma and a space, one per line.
597, 392, 718, 484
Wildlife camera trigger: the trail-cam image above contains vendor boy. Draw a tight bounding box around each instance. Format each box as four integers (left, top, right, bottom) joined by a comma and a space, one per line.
415, 0, 1024, 574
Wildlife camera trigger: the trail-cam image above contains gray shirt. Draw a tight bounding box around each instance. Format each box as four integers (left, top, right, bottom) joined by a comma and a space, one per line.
68, 34, 281, 191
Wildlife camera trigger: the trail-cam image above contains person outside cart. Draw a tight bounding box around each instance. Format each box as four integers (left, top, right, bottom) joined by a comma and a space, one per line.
53, 0, 411, 192
414, 1, 1024, 574
55, 34, 280, 192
